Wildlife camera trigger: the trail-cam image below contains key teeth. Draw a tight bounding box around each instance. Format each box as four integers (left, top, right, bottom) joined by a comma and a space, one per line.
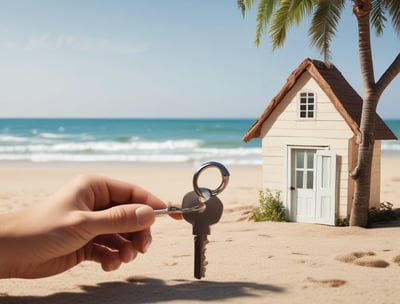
201, 238, 209, 278
195, 235, 210, 279
201, 259, 207, 277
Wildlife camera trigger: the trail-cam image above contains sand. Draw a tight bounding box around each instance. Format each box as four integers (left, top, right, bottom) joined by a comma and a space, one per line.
1, 156, 400, 304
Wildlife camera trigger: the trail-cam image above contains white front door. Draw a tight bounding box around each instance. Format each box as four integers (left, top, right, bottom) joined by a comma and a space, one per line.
292, 149, 317, 223
290, 148, 336, 225
315, 150, 337, 225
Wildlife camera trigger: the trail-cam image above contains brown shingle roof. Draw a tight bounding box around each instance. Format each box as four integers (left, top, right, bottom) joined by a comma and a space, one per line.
243, 58, 397, 142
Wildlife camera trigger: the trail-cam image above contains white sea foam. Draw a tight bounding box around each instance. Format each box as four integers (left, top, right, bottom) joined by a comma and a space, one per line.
0, 135, 29, 143
0, 139, 263, 165
0, 139, 202, 153
1, 135, 396, 166
39, 132, 74, 139
382, 140, 400, 151
0, 153, 262, 165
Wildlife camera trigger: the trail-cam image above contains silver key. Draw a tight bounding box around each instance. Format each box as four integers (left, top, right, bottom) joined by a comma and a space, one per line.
154, 161, 229, 216
182, 191, 223, 279
153, 201, 205, 215
153, 161, 229, 278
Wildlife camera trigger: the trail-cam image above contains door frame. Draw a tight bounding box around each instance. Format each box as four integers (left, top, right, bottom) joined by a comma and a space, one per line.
286, 145, 336, 224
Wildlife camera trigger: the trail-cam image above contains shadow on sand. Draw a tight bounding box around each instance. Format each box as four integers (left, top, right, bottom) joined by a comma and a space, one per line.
369, 219, 400, 228
0, 277, 285, 304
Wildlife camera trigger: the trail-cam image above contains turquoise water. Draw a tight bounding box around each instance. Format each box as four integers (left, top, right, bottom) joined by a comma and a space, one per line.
0, 118, 398, 165
0, 118, 262, 165
381, 119, 400, 152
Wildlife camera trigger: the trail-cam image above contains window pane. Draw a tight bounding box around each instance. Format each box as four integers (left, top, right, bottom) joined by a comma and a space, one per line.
296, 171, 303, 189
307, 171, 314, 189
299, 92, 315, 119
307, 152, 314, 169
296, 151, 304, 168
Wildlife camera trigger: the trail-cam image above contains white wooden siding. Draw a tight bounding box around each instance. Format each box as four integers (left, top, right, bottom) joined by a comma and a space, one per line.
259, 72, 357, 219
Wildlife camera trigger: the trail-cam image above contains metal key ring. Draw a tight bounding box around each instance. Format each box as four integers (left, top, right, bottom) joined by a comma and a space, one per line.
193, 161, 230, 200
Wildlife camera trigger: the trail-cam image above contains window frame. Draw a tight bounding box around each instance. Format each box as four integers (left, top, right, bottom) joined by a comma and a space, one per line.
297, 91, 316, 120
294, 149, 316, 190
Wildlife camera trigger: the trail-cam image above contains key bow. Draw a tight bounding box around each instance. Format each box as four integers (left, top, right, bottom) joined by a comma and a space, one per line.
193, 161, 230, 202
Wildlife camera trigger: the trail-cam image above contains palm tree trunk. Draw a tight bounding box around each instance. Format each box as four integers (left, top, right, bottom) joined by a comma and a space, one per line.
349, 0, 376, 227
349, 94, 377, 227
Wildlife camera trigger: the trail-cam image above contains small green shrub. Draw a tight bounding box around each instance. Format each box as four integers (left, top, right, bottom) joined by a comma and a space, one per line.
251, 189, 286, 222
336, 217, 349, 227
368, 202, 399, 225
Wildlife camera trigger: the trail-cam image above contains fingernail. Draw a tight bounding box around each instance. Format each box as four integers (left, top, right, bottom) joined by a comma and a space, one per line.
107, 260, 120, 271
135, 206, 154, 226
127, 249, 134, 261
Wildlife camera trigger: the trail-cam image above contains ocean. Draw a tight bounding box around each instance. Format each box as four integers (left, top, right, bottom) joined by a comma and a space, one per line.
0, 118, 399, 166
0, 118, 262, 166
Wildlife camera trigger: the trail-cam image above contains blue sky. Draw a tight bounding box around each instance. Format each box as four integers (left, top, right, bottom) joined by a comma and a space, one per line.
0, 1, 398, 119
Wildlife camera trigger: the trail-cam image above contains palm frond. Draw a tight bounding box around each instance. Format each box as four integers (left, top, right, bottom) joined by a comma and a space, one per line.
254, 0, 280, 46
370, 0, 387, 36
237, 0, 256, 17
384, 0, 400, 35
269, 0, 293, 48
309, 0, 345, 62
269, 0, 316, 49
288, 0, 315, 25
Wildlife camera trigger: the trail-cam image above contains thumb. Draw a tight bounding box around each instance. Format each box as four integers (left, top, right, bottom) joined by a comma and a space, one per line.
84, 204, 155, 235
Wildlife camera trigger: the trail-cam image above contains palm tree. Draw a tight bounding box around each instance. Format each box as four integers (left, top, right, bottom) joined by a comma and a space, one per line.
238, 0, 400, 227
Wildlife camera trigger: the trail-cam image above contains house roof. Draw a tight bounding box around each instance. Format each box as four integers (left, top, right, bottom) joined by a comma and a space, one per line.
243, 58, 397, 142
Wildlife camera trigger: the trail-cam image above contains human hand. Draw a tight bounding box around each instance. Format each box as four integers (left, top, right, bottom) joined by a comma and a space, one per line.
0, 175, 174, 278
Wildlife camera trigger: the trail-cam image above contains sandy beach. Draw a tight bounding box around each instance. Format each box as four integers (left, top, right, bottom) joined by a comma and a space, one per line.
1, 155, 400, 304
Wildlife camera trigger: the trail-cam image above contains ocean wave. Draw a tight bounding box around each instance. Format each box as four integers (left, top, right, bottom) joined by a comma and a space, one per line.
0, 152, 262, 165
0, 135, 30, 143
0, 153, 190, 163
0, 139, 203, 153
39, 132, 86, 139
196, 147, 262, 156
382, 140, 400, 151
0, 140, 263, 165
0, 119, 265, 165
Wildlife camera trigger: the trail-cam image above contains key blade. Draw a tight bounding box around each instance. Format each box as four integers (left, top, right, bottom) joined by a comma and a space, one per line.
194, 235, 209, 279
154, 204, 184, 215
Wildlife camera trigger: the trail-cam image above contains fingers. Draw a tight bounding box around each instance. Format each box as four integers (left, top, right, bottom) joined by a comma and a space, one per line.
77, 175, 167, 211
130, 229, 152, 254
87, 230, 152, 271
94, 234, 137, 262
91, 243, 124, 271
84, 203, 155, 236
72, 174, 165, 235
68, 175, 177, 273
95, 229, 152, 256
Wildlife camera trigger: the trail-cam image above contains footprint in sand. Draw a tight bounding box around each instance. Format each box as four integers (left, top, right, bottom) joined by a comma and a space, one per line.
305, 277, 346, 288
335, 251, 390, 268
392, 255, 400, 265
236, 210, 252, 221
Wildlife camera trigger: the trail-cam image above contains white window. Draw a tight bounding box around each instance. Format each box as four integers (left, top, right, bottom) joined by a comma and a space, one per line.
299, 92, 315, 119
295, 149, 316, 189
